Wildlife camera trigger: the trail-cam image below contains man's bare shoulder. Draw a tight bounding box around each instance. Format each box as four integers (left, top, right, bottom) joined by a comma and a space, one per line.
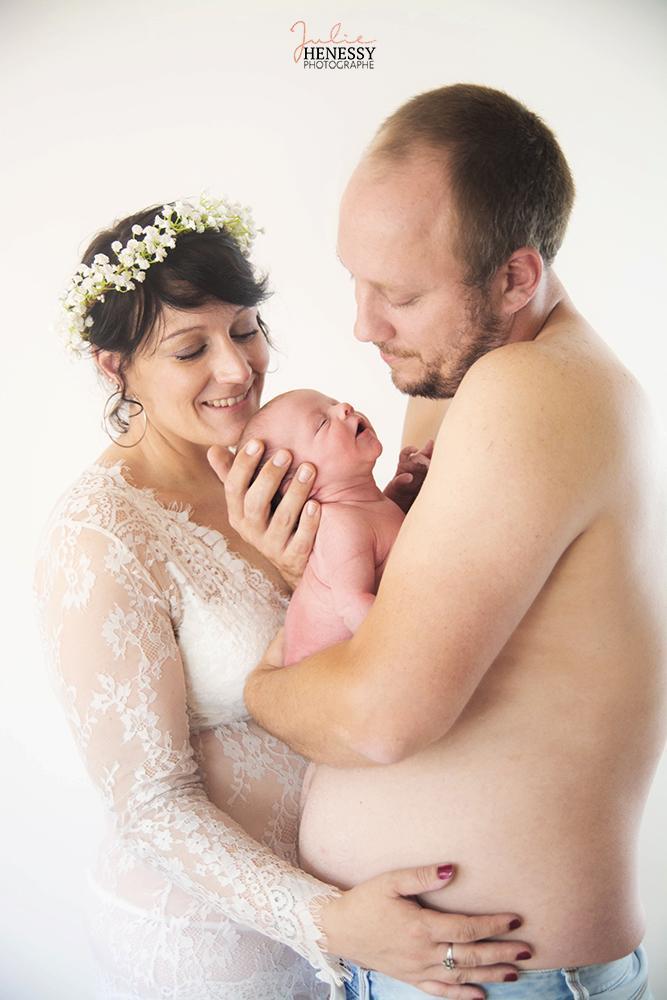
426, 322, 659, 530
445, 322, 646, 447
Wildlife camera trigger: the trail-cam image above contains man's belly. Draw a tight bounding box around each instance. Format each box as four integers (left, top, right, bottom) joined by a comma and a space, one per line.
298, 727, 645, 969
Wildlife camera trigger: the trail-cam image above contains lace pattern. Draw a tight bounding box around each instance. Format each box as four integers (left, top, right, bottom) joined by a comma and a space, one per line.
34, 463, 347, 998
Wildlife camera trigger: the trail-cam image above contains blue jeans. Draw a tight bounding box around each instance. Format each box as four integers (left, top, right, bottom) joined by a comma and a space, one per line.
343, 945, 652, 999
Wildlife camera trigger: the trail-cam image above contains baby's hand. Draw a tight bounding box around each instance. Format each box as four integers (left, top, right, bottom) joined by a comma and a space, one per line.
383, 440, 433, 514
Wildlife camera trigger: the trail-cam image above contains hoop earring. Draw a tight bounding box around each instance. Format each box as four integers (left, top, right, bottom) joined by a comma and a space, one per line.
102, 390, 148, 448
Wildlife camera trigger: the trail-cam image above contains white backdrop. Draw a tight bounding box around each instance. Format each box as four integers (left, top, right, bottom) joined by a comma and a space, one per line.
2, 0, 666, 997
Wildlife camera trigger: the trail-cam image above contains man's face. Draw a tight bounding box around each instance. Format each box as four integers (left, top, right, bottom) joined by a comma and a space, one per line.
337, 150, 510, 398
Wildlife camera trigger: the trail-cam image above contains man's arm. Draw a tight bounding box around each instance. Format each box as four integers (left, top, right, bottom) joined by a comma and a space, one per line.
245, 344, 607, 766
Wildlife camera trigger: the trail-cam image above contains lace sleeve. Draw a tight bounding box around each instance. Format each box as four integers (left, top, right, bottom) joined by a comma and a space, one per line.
33, 514, 347, 991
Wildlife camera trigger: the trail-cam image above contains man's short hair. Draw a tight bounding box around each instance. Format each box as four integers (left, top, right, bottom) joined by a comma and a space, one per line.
371, 84, 575, 287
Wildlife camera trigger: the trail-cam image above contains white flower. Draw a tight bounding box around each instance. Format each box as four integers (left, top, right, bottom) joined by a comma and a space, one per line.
63, 551, 95, 609
102, 607, 140, 658
153, 829, 173, 851
58, 194, 262, 356
105, 543, 134, 576
91, 674, 133, 714
185, 832, 209, 854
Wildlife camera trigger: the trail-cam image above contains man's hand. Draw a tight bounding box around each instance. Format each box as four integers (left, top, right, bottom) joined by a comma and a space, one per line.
384, 440, 434, 514
207, 442, 321, 591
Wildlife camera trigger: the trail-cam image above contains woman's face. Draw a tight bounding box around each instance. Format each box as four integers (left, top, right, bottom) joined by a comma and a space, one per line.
122, 300, 269, 449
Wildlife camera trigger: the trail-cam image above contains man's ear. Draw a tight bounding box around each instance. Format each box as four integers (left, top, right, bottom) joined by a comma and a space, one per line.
496, 247, 543, 315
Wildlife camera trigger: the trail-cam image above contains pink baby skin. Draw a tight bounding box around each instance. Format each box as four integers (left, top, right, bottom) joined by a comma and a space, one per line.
240, 389, 405, 664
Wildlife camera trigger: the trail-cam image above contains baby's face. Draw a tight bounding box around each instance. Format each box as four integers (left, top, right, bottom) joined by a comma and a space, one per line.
259, 389, 382, 485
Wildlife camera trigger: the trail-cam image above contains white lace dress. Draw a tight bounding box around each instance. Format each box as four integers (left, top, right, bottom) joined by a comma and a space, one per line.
33, 462, 348, 1000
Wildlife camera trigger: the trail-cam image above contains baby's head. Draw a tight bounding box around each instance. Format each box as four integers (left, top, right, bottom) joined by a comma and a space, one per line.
239, 389, 382, 497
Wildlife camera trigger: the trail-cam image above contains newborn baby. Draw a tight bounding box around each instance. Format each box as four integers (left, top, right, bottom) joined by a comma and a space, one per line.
239, 389, 406, 665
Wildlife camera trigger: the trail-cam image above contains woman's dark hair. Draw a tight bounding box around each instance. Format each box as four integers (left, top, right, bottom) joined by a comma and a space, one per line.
81, 202, 270, 433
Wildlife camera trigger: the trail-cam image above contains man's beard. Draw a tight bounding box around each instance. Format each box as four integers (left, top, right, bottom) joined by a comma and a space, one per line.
389, 288, 510, 399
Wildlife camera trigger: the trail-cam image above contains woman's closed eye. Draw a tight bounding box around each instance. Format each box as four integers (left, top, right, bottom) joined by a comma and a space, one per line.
232, 329, 259, 342
175, 345, 206, 361
175, 330, 259, 361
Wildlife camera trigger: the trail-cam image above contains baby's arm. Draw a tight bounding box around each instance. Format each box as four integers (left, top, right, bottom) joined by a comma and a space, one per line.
315, 511, 378, 633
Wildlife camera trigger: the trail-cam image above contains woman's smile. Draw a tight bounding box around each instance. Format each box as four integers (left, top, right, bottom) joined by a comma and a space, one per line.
201, 379, 256, 412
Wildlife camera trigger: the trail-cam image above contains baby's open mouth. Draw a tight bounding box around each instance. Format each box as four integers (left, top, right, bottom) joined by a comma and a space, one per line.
355, 417, 366, 437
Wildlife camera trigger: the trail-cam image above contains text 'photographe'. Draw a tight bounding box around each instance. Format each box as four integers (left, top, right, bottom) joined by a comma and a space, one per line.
291, 20, 376, 70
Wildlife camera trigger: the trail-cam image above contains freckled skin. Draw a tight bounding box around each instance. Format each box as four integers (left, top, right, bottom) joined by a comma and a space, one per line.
242, 389, 405, 664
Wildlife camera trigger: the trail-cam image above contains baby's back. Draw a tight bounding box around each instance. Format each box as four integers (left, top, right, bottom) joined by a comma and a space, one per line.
284, 498, 404, 665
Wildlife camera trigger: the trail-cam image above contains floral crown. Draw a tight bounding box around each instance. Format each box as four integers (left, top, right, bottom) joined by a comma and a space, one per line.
59, 193, 261, 357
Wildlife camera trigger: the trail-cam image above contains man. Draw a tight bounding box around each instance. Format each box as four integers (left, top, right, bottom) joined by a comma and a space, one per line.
211, 85, 666, 997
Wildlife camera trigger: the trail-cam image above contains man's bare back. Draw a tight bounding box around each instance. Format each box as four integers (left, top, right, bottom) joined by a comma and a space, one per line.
298, 304, 667, 968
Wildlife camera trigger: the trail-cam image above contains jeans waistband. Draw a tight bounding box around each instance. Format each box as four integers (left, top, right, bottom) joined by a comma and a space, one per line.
343, 945, 650, 999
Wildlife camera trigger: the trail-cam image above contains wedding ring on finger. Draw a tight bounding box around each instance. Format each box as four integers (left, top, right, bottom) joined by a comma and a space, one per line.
443, 943, 457, 970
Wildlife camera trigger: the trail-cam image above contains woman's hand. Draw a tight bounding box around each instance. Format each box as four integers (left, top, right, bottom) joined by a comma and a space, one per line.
384, 440, 434, 514
208, 442, 320, 591
320, 863, 531, 999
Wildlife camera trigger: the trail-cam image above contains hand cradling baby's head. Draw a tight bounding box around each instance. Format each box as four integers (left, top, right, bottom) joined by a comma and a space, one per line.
239, 389, 382, 498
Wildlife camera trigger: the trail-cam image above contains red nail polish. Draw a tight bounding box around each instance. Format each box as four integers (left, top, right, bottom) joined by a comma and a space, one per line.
437, 864, 454, 879
508, 918, 522, 930
504, 973, 518, 982
516, 951, 532, 960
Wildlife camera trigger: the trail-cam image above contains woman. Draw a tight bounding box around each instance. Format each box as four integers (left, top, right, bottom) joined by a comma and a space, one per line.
34, 195, 528, 999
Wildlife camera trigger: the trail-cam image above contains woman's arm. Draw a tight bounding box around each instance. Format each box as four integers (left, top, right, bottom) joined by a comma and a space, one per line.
34, 514, 529, 998
33, 516, 345, 989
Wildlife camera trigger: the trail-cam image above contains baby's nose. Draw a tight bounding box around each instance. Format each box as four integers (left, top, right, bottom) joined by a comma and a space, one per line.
332, 401, 354, 420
